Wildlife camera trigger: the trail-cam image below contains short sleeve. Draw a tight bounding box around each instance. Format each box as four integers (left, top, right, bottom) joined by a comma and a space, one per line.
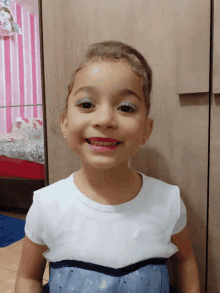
172, 196, 187, 235
24, 192, 46, 245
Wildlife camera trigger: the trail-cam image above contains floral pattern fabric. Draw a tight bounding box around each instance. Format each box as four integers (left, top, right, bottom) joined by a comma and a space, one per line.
0, 117, 44, 164
0, 1, 22, 36
11, 117, 44, 140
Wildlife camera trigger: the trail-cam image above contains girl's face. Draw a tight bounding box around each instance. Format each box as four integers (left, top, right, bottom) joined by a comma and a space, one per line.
61, 61, 153, 169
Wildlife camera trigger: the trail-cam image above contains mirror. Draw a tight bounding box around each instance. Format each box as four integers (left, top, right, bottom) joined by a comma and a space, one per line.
0, 0, 46, 213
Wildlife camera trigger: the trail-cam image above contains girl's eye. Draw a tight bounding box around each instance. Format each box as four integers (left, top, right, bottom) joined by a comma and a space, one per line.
119, 105, 136, 113
79, 102, 93, 109
78, 102, 136, 113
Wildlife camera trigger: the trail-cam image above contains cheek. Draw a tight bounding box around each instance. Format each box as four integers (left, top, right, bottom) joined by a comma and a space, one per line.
123, 121, 144, 140
66, 125, 83, 144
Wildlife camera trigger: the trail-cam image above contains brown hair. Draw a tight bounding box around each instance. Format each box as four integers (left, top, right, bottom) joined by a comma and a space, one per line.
59, 40, 152, 128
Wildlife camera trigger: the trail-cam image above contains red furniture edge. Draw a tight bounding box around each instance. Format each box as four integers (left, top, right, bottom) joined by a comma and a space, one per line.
0, 156, 45, 180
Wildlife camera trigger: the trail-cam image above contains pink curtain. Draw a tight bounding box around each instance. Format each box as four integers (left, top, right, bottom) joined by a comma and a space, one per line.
0, 1, 42, 134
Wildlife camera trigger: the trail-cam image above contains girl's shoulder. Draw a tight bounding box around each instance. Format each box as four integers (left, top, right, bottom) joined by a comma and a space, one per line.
140, 172, 179, 190
33, 175, 71, 203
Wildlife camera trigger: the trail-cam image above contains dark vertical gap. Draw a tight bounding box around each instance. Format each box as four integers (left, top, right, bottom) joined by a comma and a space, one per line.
206, 0, 214, 292
38, 0, 49, 187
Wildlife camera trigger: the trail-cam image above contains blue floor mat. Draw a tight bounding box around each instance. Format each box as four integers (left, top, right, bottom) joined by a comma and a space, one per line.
0, 215, 25, 247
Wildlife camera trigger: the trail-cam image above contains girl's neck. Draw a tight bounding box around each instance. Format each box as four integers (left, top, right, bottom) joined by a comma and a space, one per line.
74, 166, 141, 205
78, 164, 134, 189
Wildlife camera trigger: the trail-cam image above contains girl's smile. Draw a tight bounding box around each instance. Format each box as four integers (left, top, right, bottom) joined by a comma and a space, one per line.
84, 138, 123, 152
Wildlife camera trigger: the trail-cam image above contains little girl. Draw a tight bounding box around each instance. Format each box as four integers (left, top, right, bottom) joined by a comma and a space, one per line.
17, 41, 194, 293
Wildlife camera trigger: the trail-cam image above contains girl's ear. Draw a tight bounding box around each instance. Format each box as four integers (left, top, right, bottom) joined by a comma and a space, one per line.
144, 118, 154, 140
60, 112, 68, 134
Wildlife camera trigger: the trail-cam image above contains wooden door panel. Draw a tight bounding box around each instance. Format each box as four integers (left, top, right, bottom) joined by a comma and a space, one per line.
208, 1, 220, 290
176, 0, 210, 94
41, 1, 209, 292
213, 0, 220, 93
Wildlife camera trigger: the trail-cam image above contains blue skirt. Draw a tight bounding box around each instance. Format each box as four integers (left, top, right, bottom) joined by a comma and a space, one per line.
43, 257, 177, 293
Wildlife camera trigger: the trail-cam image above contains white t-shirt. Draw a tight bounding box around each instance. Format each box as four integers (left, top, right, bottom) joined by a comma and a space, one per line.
25, 171, 187, 269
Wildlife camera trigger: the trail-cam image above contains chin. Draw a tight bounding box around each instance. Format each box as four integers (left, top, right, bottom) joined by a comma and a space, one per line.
82, 158, 127, 170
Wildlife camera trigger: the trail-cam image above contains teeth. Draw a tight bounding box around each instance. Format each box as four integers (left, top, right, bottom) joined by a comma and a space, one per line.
89, 140, 118, 146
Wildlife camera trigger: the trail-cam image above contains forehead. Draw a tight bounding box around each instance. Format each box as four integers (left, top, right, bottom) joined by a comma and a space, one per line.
73, 61, 143, 93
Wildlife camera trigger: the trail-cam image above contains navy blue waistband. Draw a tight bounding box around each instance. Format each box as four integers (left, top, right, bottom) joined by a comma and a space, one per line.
50, 258, 168, 277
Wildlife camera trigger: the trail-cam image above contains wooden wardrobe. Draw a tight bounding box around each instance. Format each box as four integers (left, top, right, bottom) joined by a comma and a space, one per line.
39, 1, 220, 292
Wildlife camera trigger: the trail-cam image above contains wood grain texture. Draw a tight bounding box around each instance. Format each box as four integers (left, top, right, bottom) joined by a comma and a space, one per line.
208, 91, 220, 291
207, 3, 220, 289
41, 1, 208, 291
213, 0, 220, 93
176, 0, 210, 94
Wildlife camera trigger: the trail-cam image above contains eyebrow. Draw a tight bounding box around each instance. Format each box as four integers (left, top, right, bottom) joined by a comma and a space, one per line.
73, 86, 142, 102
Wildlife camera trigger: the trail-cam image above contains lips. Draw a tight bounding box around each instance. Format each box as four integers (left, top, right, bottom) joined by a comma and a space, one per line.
86, 137, 119, 143
85, 139, 121, 145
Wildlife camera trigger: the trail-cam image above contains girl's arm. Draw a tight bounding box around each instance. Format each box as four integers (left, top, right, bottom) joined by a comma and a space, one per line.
174, 257, 200, 293
15, 278, 43, 293
171, 225, 200, 293
15, 235, 48, 292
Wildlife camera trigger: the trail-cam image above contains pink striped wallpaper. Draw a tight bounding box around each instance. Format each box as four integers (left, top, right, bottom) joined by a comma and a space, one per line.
0, 1, 42, 134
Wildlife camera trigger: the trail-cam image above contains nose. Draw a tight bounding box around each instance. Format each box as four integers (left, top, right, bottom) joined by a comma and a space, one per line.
92, 103, 117, 128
